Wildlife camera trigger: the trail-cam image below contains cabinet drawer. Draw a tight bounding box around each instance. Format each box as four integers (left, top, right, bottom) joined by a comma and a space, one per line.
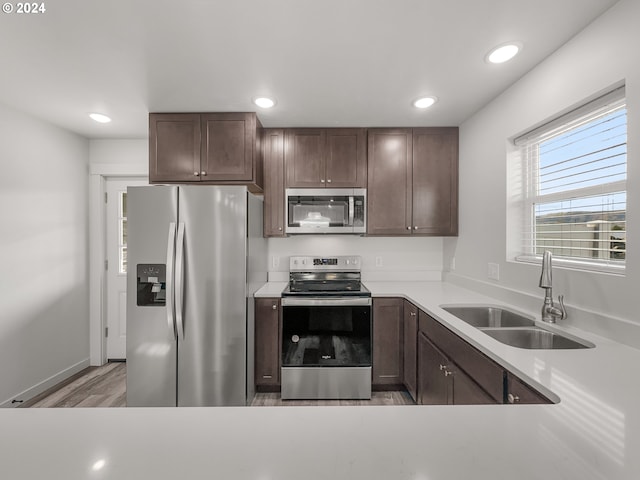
506, 373, 552, 404
419, 311, 504, 403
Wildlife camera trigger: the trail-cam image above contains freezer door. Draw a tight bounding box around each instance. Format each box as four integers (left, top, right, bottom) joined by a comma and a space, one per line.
177, 186, 248, 406
126, 186, 178, 407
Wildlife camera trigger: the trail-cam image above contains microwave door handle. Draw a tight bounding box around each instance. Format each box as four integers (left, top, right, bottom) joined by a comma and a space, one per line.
349, 196, 354, 226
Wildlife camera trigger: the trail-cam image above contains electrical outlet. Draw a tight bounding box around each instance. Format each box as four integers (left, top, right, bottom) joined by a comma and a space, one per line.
488, 262, 500, 280
272, 256, 280, 269
375, 256, 383, 267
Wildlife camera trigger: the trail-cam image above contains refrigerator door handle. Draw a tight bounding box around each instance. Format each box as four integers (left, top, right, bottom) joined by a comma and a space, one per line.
175, 222, 186, 340
166, 222, 177, 338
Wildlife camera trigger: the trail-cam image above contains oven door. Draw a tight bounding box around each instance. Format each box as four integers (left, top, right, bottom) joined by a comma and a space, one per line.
281, 297, 372, 368
281, 297, 372, 399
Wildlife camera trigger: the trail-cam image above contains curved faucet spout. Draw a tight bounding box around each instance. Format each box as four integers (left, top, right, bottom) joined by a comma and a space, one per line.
539, 251, 567, 323
539, 250, 553, 288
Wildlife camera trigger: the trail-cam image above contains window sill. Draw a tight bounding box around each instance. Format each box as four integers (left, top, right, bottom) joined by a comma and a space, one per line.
514, 255, 625, 276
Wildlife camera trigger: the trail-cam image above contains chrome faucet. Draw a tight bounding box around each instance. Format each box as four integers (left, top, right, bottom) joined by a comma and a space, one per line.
539, 250, 567, 323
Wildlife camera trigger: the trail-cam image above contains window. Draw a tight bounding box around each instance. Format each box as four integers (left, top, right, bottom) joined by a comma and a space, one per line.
512, 86, 627, 273
119, 191, 128, 274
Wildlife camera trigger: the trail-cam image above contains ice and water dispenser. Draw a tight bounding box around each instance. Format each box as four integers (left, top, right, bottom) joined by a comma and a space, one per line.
136, 264, 166, 306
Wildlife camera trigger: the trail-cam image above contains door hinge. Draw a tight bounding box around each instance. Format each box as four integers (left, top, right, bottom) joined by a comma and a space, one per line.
104, 259, 108, 271
104, 192, 108, 203
105, 327, 109, 338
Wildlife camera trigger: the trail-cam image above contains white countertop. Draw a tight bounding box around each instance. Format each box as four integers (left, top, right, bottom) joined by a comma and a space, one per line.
2, 281, 639, 479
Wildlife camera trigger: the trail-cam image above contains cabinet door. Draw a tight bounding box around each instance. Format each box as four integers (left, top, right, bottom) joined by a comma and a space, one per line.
255, 298, 281, 387
417, 332, 450, 405
403, 301, 418, 401
372, 298, 404, 386
201, 113, 255, 181
263, 129, 285, 237
285, 129, 326, 187
149, 113, 201, 183
450, 365, 496, 405
412, 128, 459, 235
367, 129, 413, 235
325, 129, 367, 187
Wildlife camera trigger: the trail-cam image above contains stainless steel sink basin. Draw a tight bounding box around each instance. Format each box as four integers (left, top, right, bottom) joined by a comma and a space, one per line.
480, 327, 594, 350
440, 305, 535, 328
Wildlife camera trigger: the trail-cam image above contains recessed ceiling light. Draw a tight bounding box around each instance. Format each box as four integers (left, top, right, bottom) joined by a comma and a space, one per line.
89, 113, 112, 123
413, 96, 437, 109
253, 97, 276, 109
486, 43, 522, 64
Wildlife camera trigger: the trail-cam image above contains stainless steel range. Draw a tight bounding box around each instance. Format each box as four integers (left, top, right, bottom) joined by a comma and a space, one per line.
281, 256, 372, 400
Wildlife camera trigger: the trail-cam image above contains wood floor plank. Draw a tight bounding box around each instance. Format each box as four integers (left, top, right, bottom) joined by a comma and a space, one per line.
23, 362, 414, 408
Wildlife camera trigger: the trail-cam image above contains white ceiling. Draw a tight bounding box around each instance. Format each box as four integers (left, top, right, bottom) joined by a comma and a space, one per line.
0, 0, 620, 139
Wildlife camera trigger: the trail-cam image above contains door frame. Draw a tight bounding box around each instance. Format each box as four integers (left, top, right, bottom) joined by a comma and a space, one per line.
89, 164, 147, 366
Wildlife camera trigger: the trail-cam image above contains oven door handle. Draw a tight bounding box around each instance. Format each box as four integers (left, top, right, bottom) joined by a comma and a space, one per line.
281, 297, 372, 307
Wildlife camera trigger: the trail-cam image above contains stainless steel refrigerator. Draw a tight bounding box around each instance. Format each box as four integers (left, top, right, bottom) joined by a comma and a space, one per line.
126, 185, 266, 407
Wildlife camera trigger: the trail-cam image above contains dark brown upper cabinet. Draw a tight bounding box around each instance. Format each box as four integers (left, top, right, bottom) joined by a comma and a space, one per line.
263, 129, 286, 237
367, 129, 413, 235
285, 128, 366, 188
149, 112, 264, 192
412, 128, 458, 236
367, 127, 458, 236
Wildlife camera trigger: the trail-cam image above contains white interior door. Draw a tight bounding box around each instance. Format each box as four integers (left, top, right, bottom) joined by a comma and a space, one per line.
106, 177, 147, 360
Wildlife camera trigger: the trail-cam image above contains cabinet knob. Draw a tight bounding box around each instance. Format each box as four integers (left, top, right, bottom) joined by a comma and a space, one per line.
201, 171, 207, 176
272, 304, 277, 310
407, 226, 411, 230
414, 226, 418, 230
278, 227, 282, 231
439, 364, 447, 371
327, 179, 332, 183
507, 393, 520, 404
410, 312, 417, 316
444, 370, 454, 377
320, 179, 325, 183
194, 172, 200, 176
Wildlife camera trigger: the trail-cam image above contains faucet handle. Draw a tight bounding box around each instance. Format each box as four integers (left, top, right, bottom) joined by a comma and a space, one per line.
557, 294, 567, 320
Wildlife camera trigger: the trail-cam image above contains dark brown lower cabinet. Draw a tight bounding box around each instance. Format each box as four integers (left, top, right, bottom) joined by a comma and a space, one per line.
254, 298, 281, 390
403, 301, 418, 401
418, 332, 495, 405
372, 298, 404, 388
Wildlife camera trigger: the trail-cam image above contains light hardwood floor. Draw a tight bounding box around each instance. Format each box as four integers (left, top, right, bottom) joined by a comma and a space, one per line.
251, 391, 415, 406
21, 362, 126, 408
21, 363, 414, 407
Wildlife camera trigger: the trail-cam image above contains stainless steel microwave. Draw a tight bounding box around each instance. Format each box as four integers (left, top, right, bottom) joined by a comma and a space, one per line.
285, 188, 366, 234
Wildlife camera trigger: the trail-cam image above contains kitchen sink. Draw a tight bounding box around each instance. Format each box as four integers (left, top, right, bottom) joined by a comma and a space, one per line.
440, 305, 535, 328
480, 327, 594, 350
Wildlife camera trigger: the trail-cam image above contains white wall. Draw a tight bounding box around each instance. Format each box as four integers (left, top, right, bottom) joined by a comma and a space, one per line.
268, 236, 444, 282
89, 139, 148, 167
0, 102, 90, 406
445, 0, 640, 348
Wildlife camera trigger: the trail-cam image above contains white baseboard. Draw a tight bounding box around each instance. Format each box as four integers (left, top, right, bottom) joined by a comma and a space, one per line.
0, 358, 91, 408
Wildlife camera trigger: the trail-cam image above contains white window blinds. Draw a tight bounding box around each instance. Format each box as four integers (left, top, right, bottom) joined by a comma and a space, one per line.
513, 86, 627, 272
